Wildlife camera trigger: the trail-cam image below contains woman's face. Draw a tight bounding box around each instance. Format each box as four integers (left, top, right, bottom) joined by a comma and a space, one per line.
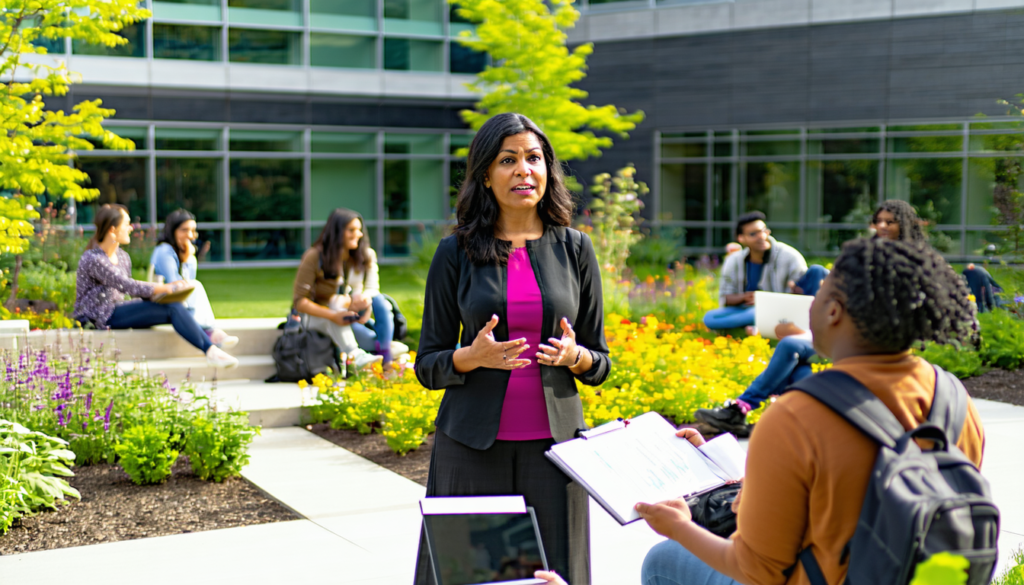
175, 220, 198, 250
872, 210, 900, 241
343, 218, 363, 251
484, 132, 548, 217
110, 211, 132, 245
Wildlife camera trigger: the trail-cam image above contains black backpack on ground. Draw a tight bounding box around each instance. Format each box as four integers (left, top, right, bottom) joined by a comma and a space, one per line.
787, 366, 999, 585
270, 321, 340, 383
379, 293, 408, 342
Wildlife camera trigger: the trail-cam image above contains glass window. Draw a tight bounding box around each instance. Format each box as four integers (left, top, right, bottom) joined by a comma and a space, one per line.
659, 163, 705, 221
310, 159, 376, 220
742, 129, 800, 136
383, 0, 442, 36
968, 133, 1024, 153
965, 231, 1008, 256
712, 163, 731, 222
310, 33, 376, 69
75, 158, 149, 225
450, 43, 487, 75
885, 159, 962, 224
152, 0, 222, 22
803, 228, 866, 254
231, 228, 304, 260
73, 24, 145, 58
742, 162, 800, 223
384, 226, 413, 256
807, 139, 880, 155
229, 159, 303, 221
85, 126, 148, 150
228, 0, 302, 26
32, 24, 65, 54
449, 134, 472, 155
713, 142, 732, 157
228, 29, 301, 65
384, 159, 445, 220
810, 126, 880, 134
664, 132, 707, 139
310, 0, 377, 31
928, 231, 961, 254
712, 227, 733, 248
966, 158, 1024, 226
888, 123, 961, 132
154, 25, 220, 61
450, 159, 466, 208
197, 230, 225, 263
661, 143, 706, 158
449, 4, 475, 35
971, 121, 1024, 131
887, 136, 962, 153
229, 130, 302, 152
744, 141, 800, 156
383, 38, 442, 72
311, 132, 376, 154
683, 228, 706, 248
155, 128, 221, 151
804, 160, 878, 224
385, 133, 443, 154
156, 158, 222, 223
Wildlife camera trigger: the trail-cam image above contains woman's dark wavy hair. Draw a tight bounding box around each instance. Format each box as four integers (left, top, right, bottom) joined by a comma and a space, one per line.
872, 199, 926, 244
87, 203, 129, 250
830, 237, 977, 353
315, 208, 370, 279
454, 113, 573, 265
158, 209, 197, 262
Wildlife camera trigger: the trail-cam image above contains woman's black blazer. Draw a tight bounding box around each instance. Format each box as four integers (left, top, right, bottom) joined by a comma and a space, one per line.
415, 226, 611, 450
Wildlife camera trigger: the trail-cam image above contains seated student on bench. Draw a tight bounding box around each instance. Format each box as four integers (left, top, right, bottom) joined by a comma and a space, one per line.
702, 211, 822, 333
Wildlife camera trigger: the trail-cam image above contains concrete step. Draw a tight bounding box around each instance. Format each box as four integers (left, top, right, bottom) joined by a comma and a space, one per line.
0, 318, 285, 360
191, 379, 319, 428
121, 355, 278, 385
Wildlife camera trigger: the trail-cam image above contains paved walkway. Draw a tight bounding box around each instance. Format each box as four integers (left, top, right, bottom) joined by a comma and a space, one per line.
1, 399, 1021, 585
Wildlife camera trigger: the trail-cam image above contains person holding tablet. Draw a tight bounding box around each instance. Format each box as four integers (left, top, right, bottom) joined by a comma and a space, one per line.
73, 204, 238, 368
414, 113, 611, 584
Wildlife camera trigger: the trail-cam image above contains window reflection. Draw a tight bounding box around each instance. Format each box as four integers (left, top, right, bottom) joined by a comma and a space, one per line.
228, 29, 301, 64
73, 24, 145, 57
231, 228, 304, 260
450, 43, 486, 74
311, 33, 376, 68
157, 158, 222, 222
742, 162, 799, 223
229, 159, 302, 221
383, 38, 442, 71
76, 158, 149, 225
659, 163, 705, 221
805, 160, 878, 224
154, 24, 220, 60
885, 158, 962, 224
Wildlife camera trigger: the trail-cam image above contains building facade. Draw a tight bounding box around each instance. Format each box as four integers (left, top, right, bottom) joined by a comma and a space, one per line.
37, 0, 1024, 263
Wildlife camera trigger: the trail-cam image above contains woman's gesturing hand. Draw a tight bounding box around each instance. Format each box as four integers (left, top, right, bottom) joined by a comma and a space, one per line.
467, 314, 530, 370
536, 317, 580, 367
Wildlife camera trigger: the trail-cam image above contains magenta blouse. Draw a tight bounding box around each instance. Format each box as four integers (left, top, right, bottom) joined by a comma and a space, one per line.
496, 247, 552, 441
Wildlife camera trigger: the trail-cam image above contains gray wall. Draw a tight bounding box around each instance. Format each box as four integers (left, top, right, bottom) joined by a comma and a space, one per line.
568, 8, 1024, 196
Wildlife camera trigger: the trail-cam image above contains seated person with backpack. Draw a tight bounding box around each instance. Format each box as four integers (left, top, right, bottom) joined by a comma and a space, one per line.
293, 208, 384, 371
537, 238, 990, 585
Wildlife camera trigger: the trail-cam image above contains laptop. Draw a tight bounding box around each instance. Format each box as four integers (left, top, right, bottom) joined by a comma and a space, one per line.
754, 291, 815, 339
420, 496, 549, 585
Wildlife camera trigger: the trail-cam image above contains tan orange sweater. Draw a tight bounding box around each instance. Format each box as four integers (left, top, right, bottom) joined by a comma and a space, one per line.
727, 352, 985, 585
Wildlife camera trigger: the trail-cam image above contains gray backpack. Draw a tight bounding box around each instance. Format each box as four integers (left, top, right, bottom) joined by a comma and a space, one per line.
787, 365, 999, 585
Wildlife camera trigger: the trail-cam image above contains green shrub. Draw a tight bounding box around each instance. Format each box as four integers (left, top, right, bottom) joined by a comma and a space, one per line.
978, 310, 1024, 370
0, 420, 80, 534
16, 260, 77, 315
115, 425, 179, 485
918, 342, 983, 379
184, 412, 257, 483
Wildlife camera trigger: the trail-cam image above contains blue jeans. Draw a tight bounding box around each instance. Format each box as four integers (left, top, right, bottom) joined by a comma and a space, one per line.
739, 334, 816, 409
107, 301, 212, 353
352, 294, 395, 354
642, 540, 739, 585
795, 265, 829, 297
703, 306, 756, 330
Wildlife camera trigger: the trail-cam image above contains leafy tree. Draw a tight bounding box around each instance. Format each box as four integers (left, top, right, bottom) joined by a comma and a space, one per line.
1, 0, 148, 254
450, 0, 644, 163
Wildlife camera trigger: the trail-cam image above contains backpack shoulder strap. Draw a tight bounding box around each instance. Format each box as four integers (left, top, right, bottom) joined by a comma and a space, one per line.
928, 365, 969, 445
787, 370, 905, 449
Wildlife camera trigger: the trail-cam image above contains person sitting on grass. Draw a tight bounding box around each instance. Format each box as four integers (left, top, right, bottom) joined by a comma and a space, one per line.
73, 204, 239, 368
292, 208, 385, 371
695, 200, 929, 436
150, 209, 238, 350
702, 211, 822, 333
535, 236, 985, 585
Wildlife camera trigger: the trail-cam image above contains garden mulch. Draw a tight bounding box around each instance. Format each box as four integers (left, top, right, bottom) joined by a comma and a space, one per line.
308, 423, 432, 487
0, 456, 299, 556
962, 368, 1024, 407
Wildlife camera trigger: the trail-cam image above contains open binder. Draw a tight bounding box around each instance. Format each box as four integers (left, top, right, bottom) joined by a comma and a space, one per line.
545, 411, 746, 525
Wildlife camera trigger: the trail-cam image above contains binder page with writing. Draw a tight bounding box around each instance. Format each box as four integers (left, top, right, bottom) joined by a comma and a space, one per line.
547, 412, 726, 525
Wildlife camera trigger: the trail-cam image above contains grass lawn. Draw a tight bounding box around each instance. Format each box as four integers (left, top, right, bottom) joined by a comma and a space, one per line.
201, 266, 426, 343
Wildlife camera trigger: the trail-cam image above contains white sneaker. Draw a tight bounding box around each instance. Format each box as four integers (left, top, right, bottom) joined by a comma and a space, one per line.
390, 340, 410, 355
209, 329, 239, 350
206, 345, 239, 369
353, 350, 384, 370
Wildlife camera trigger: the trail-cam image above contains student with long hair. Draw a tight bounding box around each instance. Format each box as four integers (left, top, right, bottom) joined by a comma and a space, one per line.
150, 209, 237, 349
413, 113, 611, 583
73, 204, 238, 368
292, 208, 384, 370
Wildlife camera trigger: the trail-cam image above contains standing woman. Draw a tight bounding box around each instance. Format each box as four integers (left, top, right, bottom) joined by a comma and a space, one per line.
414, 113, 611, 583
292, 208, 384, 370
73, 204, 239, 368
150, 209, 238, 349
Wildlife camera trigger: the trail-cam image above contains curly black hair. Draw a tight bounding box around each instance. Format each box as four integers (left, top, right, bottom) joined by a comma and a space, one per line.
830, 237, 977, 353
872, 199, 927, 243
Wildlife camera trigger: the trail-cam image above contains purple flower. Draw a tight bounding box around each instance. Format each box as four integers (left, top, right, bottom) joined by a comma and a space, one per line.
84, 392, 93, 412
57, 411, 65, 427
103, 399, 113, 431
82, 421, 88, 432
33, 404, 45, 411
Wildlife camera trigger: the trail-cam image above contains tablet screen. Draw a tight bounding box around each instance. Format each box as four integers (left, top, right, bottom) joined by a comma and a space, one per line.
423, 511, 547, 585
